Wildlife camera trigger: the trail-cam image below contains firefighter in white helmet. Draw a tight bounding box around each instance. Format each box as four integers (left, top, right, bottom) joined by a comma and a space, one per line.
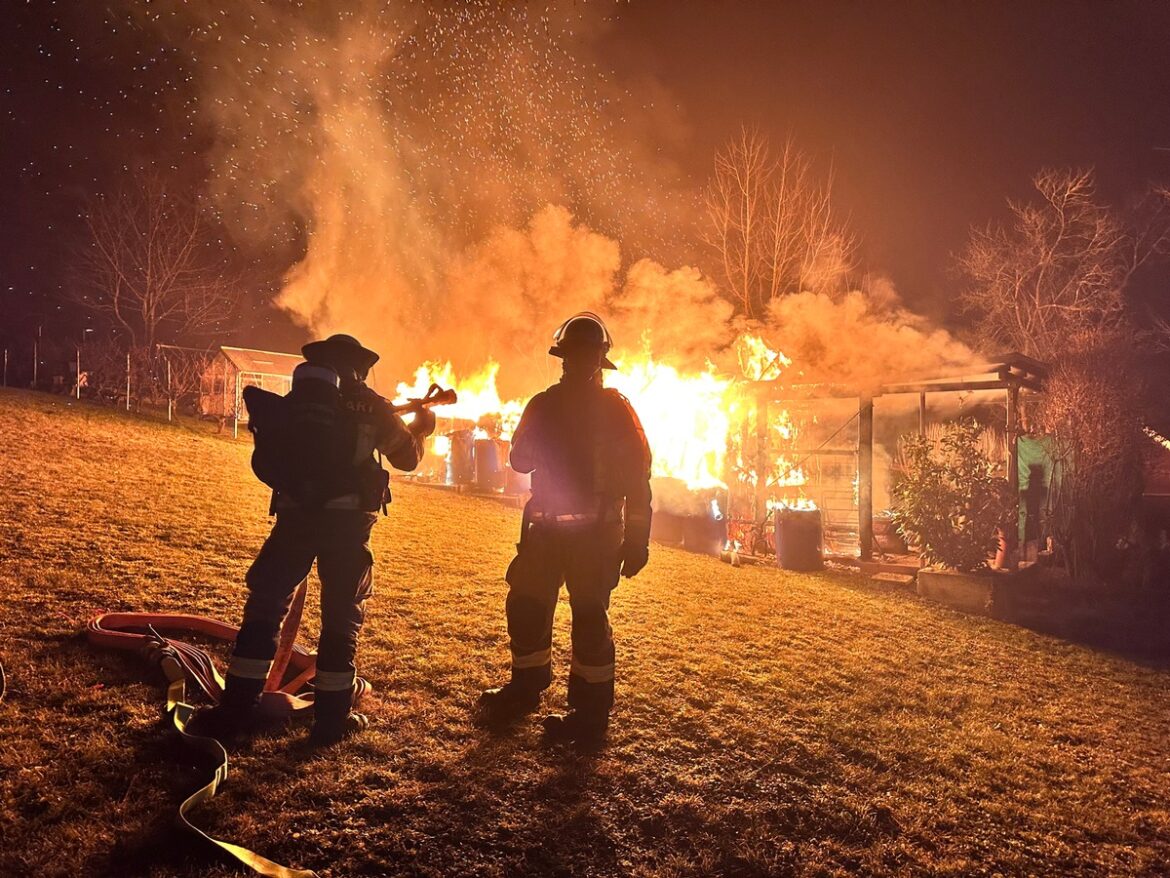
479, 312, 652, 746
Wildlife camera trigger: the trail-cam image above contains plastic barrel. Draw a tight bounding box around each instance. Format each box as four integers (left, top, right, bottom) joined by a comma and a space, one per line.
474, 438, 506, 491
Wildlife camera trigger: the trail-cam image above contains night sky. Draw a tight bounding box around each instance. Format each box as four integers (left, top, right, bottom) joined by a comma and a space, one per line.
4, 1, 1170, 354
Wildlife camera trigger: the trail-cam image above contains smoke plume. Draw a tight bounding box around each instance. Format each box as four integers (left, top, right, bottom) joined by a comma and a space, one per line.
760, 279, 976, 391
138, 1, 975, 399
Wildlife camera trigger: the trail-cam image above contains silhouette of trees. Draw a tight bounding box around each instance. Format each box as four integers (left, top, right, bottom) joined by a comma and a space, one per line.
73, 176, 240, 350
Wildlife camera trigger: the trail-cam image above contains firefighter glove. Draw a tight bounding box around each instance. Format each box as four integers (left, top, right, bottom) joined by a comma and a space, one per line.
410, 407, 437, 437
620, 539, 649, 578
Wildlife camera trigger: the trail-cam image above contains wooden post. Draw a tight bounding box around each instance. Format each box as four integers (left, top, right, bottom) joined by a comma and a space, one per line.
859, 394, 874, 560
125, 351, 131, 412
75, 348, 81, 400
918, 391, 926, 436
1005, 383, 1020, 567
233, 371, 241, 439
166, 357, 173, 422
754, 387, 769, 522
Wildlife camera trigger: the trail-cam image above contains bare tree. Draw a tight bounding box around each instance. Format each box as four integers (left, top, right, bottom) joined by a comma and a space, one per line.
704, 129, 771, 315
704, 129, 856, 318
959, 169, 1170, 360
1035, 346, 1148, 583
74, 176, 241, 351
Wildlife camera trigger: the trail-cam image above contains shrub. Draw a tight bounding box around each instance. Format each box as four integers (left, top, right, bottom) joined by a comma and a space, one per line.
891, 420, 1014, 573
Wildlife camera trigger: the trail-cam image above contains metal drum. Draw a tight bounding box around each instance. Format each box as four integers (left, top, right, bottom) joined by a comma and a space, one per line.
474, 438, 506, 491
775, 507, 824, 571
447, 430, 475, 486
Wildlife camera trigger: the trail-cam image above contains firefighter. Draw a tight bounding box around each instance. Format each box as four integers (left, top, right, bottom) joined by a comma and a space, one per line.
479, 312, 652, 745
202, 334, 435, 746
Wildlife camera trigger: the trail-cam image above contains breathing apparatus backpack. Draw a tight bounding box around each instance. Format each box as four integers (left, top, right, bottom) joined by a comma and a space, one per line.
242, 365, 359, 507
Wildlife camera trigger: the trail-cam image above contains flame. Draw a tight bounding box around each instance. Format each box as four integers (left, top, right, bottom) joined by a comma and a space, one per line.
608, 352, 732, 491
431, 434, 451, 457
769, 497, 818, 512
737, 334, 792, 381
394, 333, 816, 502
394, 360, 524, 439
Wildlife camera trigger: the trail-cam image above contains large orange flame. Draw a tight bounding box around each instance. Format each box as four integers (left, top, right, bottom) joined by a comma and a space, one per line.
393, 333, 815, 504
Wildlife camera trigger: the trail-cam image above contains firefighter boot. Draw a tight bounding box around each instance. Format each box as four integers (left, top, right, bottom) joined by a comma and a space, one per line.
477, 681, 543, 724
189, 672, 266, 741
310, 685, 368, 746
308, 711, 369, 747
187, 702, 258, 742
542, 709, 609, 748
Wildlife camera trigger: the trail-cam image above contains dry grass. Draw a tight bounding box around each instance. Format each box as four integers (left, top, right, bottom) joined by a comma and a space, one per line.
2, 386, 1169, 878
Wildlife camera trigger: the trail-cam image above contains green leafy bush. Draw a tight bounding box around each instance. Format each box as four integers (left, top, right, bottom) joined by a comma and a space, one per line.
891, 420, 1014, 573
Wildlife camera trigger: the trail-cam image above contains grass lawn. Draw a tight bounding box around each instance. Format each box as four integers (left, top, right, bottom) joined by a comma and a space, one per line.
2, 386, 1169, 878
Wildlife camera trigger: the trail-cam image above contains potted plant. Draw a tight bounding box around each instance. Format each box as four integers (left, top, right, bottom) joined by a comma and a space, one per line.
891, 420, 1014, 615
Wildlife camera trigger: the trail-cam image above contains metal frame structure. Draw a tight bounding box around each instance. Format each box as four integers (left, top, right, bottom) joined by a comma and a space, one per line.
751, 353, 1048, 560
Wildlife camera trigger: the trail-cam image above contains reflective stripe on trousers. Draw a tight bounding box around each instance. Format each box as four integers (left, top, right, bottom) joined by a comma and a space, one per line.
222, 509, 376, 713
569, 657, 614, 684
227, 655, 274, 681
314, 668, 356, 692
511, 646, 552, 670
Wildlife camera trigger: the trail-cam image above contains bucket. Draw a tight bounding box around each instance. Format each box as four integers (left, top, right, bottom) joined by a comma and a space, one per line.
775, 507, 823, 571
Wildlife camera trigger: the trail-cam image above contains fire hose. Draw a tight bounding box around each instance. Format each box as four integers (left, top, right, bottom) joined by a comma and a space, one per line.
87, 579, 337, 877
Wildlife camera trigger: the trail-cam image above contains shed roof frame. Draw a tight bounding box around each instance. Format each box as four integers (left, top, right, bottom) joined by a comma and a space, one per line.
749, 352, 1048, 562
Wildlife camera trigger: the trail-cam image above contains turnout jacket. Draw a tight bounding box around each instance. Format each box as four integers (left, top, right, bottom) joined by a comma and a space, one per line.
510, 375, 652, 531
271, 375, 424, 513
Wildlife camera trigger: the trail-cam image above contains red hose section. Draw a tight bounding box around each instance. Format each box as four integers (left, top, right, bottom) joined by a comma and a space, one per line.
86, 612, 316, 678
86, 611, 317, 714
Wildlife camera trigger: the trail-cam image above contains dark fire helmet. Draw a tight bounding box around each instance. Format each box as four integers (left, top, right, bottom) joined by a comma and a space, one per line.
548, 312, 617, 370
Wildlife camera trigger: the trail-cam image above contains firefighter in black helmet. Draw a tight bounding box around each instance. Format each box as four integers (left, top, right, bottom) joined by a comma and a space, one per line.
479, 312, 652, 745
202, 334, 435, 746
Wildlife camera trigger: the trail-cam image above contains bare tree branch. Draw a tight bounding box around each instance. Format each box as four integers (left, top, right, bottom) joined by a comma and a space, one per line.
703, 129, 855, 319
73, 175, 242, 351
958, 168, 1144, 360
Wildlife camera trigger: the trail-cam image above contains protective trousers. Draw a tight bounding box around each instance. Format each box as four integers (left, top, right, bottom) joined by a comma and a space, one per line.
223, 509, 377, 723
505, 521, 622, 716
